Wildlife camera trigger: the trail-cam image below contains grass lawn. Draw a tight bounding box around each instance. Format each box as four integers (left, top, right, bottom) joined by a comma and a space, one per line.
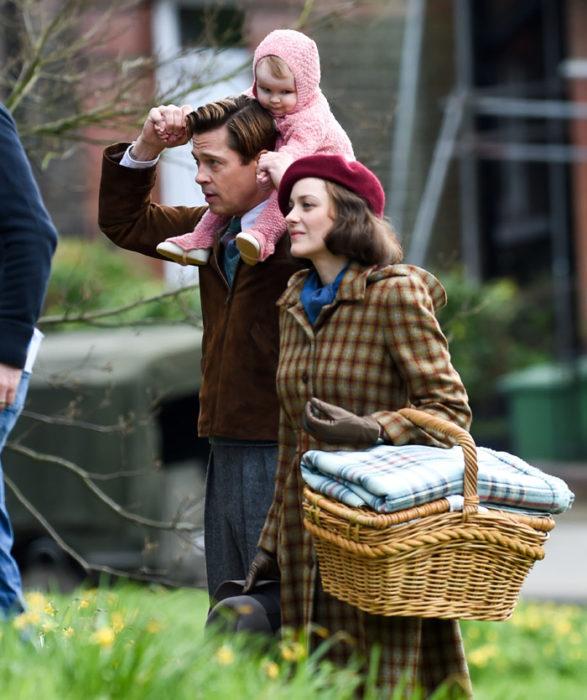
1, 585, 585, 699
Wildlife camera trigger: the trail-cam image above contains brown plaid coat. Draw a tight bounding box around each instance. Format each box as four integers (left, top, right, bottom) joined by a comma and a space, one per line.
258, 261, 473, 697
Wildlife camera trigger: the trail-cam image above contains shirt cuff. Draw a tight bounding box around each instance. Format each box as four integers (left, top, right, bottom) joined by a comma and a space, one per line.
119, 143, 160, 169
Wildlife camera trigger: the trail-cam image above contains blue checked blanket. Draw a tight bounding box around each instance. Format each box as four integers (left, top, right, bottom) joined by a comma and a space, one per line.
300, 444, 574, 515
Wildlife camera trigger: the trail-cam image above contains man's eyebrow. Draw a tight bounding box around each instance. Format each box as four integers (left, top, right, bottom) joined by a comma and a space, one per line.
192, 150, 225, 162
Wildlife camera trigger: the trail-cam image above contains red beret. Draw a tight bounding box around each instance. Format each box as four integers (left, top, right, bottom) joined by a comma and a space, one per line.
278, 154, 385, 218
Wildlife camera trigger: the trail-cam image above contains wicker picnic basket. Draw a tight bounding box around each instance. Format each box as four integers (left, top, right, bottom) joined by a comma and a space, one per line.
302, 408, 555, 621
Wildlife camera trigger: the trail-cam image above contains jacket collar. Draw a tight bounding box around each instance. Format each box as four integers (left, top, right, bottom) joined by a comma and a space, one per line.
278, 261, 378, 337
277, 260, 373, 309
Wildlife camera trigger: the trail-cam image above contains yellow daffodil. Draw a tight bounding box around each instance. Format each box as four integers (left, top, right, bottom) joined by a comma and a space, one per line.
261, 660, 279, 679
91, 626, 116, 648
468, 644, 498, 668
78, 598, 90, 610
15, 610, 42, 627
554, 619, 572, 636
215, 645, 235, 666
279, 641, 307, 662
25, 591, 47, 612
63, 626, 75, 639
12, 614, 28, 630
111, 612, 125, 633
44, 602, 56, 617
146, 619, 162, 634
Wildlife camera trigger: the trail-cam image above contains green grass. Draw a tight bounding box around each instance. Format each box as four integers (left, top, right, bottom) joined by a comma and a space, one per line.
1, 586, 585, 699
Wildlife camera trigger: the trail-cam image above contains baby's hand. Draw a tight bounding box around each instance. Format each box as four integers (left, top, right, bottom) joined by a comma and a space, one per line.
257, 151, 294, 188
256, 166, 272, 188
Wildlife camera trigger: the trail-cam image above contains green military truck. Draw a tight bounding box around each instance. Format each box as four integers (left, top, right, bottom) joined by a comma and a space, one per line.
4, 325, 208, 589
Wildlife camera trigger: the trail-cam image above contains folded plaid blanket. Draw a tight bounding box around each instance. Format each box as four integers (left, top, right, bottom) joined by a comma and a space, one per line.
300, 444, 574, 515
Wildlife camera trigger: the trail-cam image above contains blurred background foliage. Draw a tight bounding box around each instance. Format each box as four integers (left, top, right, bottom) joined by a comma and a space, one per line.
41, 239, 201, 329
438, 270, 553, 447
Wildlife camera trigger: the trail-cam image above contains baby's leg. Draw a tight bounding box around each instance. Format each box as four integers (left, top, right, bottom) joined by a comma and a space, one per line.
156, 210, 227, 266
235, 193, 286, 264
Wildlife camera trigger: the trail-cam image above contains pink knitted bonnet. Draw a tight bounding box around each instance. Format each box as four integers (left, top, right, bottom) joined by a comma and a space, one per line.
251, 29, 321, 111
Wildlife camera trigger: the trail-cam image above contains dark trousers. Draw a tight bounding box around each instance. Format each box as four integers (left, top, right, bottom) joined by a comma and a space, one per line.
204, 439, 278, 599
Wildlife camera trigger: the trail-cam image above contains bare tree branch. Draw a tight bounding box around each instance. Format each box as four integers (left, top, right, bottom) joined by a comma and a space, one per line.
4, 473, 191, 588
6, 442, 200, 533
19, 409, 138, 434
39, 283, 201, 327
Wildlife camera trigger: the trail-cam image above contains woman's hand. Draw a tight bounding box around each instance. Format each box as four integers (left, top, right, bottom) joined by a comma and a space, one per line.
303, 397, 381, 446
257, 151, 294, 188
243, 549, 279, 593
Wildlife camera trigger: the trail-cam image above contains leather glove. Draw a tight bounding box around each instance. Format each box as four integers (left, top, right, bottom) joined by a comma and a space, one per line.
243, 549, 279, 594
303, 397, 381, 446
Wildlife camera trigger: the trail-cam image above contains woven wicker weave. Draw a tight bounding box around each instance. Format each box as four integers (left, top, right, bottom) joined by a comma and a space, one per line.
302, 408, 555, 621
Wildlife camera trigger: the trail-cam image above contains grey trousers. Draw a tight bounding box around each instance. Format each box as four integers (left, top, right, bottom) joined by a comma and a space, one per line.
204, 438, 278, 599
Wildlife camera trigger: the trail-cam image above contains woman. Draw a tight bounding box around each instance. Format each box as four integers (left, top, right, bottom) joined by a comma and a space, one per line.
244, 154, 472, 696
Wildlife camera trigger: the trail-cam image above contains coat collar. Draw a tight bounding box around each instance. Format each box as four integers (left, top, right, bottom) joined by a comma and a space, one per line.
278, 261, 377, 337
277, 260, 373, 309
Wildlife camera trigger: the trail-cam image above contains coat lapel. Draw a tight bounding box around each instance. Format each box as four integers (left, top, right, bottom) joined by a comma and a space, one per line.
278, 261, 373, 335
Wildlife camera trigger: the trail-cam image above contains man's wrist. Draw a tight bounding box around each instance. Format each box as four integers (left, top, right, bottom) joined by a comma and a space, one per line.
130, 137, 164, 161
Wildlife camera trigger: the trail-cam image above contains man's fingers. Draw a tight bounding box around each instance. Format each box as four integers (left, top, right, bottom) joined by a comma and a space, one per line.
148, 106, 166, 126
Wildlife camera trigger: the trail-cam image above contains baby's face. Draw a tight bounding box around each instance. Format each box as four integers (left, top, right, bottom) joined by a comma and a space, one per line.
255, 60, 297, 117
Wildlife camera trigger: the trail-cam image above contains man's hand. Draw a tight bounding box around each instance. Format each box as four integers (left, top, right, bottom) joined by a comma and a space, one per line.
132, 104, 194, 161
0, 363, 22, 412
303, 397, 381, 446
257, 151, 294, 189
243, 549, 279, 593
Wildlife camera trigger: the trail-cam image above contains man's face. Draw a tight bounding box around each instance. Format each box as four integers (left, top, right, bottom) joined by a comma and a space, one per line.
192, 126, 262, 217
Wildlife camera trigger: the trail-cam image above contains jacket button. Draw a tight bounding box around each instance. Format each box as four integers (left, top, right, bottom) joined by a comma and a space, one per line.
301, 372, 309, 383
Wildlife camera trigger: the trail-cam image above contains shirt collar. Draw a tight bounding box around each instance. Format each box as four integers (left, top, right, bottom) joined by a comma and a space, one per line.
241, 198, 271, 232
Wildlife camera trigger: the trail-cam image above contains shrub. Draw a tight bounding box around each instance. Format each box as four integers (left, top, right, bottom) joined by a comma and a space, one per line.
437, 269, 553, 445
42, 238, 201, 329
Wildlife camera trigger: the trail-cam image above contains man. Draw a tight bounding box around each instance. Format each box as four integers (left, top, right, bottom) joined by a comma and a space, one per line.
98, 96, 301, 598
0, 103, 58, 617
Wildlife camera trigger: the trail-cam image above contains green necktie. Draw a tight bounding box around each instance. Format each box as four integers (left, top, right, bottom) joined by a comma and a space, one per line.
223, 217, 242, 287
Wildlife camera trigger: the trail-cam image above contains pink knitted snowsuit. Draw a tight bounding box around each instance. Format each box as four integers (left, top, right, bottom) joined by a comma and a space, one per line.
165, 29, 355, 262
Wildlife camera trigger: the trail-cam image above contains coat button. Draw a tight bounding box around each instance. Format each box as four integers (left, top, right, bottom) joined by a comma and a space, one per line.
301, 372, 309, 383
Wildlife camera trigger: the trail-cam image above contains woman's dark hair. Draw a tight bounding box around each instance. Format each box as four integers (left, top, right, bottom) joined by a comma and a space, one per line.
323, 181, 403, 265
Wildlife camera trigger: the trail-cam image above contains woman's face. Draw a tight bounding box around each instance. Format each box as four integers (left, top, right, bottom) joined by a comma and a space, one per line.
285, 178, 335, 261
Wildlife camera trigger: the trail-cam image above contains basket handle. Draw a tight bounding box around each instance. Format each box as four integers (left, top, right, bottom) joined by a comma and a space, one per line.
397, 408, 479, 517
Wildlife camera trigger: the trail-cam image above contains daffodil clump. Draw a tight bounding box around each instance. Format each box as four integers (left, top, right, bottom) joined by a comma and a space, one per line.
462, 601, 587, 699
11, 588, 160, 651
1, 587, 586, 700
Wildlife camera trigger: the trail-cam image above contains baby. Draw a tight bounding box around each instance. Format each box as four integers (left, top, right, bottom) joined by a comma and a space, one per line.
156, 29, 354, 267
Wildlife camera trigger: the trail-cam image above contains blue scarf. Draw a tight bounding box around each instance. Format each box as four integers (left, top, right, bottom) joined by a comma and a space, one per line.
300, 265, 349, 325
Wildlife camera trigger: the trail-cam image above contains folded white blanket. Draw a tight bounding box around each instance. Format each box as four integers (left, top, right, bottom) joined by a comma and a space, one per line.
300, 444, 574, 515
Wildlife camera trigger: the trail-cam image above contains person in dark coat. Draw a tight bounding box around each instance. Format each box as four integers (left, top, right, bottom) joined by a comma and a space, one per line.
0, 103, 57, 618
98, 97, 302, 598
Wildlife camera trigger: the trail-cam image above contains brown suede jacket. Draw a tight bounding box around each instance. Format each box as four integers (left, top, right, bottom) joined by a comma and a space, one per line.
98, 143, 303, 440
